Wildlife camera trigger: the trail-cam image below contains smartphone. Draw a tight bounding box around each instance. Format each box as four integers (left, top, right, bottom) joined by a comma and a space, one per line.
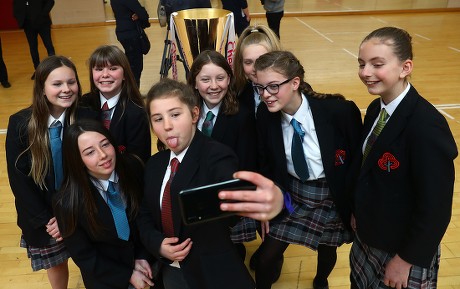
178, 178, 256, 225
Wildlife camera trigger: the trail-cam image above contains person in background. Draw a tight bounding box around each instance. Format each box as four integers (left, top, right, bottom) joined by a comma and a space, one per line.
233, 24, 282, 115
54, 120, 155, 289
253, 50, 362, 289
221, 0, 250, 36
350, 26, 457, 289
110, 0, 150, 87
261, 0, 284, 39
13, 0, 56, 80
6, 55, 85, 289
80, 45, 151, 164
0, 36, 11, 88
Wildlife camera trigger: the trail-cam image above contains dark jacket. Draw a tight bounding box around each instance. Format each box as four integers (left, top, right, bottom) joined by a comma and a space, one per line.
352, 85, 458, 268
13, 0, 54, 28
110, 0, 150, 41
137, 131, 255, 289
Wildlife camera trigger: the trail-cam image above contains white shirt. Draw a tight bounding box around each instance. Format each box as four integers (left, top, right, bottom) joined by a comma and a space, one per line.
90, 171, 123, 204
47, 111, 66, 140
100, 92, 121, 120
197, 101, 221, 131
362, 83, 410, 152
281, 93, 325, 181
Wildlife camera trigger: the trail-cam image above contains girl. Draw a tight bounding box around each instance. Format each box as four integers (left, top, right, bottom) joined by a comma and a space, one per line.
253, 50, 363, 289
54, 120, 154, 289
6, 55, 84, 289
136, 78, 255, 289
233, 24, 281, 115
350, 27, 457, 289
80, 45, 151, 163
187, 49, 257, 172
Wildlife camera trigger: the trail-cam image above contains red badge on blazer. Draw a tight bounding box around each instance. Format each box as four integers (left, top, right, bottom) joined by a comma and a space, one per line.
335, 149, 346, 166
118, 145, 126, 154
378, 152, 399, 172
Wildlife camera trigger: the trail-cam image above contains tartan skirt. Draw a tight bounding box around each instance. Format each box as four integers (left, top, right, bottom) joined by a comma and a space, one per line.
350, 234, 440, 289
20, 235, 70, 271
230, 217, 257, 243
268, 176, 352, 250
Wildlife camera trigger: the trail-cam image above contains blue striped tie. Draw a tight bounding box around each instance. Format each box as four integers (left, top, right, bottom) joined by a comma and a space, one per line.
49, 121, 63, 190
291, 118, 309, 182
106, 181, 130, 241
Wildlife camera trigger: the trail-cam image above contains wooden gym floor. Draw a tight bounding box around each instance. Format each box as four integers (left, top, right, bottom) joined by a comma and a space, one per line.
0, 10, 459, 289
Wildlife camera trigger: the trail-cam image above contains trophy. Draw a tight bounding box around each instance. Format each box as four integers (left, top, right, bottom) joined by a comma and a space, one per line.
169, 8, 236, 80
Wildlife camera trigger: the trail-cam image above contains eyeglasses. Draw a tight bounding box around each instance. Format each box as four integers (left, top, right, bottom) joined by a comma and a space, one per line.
253, 78, 293, 95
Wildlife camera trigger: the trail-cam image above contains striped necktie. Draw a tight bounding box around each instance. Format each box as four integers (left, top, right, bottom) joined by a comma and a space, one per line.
49, 120, 63, 190
106, 181, 130, 241
291, 118, 309, 182
202, 111, 215, 137
102, 101, 111, 129
161, 158, 180, 237
362, 108, 389, 162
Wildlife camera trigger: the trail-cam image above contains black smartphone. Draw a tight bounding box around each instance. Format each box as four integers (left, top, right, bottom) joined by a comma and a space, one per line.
178, 178, 256, 225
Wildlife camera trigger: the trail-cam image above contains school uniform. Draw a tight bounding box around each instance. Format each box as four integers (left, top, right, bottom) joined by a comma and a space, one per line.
221, 0, 250, 36
80, 92, 151, 163
238, 80, 261, 116
55, 156, 149, 289
351, 85, 457, 288
198, 101, 257, 172
256, 93, 363, 248
137, 131, 255, 289
6, 108, 72, 270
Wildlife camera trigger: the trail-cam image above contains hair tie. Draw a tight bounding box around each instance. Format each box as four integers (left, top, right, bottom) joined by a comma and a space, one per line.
250, 28, 259, 33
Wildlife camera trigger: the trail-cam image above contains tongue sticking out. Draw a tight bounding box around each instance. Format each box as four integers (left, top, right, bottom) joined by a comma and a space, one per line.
166, 137, 178, 148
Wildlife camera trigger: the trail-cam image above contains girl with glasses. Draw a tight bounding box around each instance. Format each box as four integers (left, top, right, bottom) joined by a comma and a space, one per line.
253, 50, 363, 289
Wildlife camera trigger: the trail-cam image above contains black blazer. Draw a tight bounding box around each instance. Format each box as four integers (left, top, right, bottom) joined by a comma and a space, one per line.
110, 0, 150, 41
55, 156, 149, 289
5, 107, 96, 246
221, 0, 249, 35
13, 0, 54, 28
137, 131, 255, 289
80, 92, 151, 163
352, 85, 458, 268
256, 95, 363, 228
210, 103, 257, 171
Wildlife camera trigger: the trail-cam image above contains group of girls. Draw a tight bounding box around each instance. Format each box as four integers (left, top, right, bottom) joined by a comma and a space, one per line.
6, 23, 456, 289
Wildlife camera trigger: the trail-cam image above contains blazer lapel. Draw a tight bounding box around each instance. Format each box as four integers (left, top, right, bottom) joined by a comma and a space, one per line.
308, 97, 335, 178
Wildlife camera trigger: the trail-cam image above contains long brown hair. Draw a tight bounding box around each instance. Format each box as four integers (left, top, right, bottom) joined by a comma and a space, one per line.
24, 55, 81, 189
55, 119, 142, 238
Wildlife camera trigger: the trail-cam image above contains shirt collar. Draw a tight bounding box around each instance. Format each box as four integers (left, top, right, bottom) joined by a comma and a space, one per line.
201, 101, 221, 119
281, 93, 309, 124
47, 111, 66, 128
100, 92, 121, 110
380, 83, 411, 116
91, 171, 119, 192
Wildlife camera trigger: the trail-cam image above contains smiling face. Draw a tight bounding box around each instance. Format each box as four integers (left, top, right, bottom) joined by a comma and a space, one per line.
78, 131, 116, 180
194, 63, 230, 109
358, 38, 412, 103
44, 66, 79, 118
242, 44, 269, 83
149, 96, 199, 155
91, 62, 124, 99
255, 68, 301, 115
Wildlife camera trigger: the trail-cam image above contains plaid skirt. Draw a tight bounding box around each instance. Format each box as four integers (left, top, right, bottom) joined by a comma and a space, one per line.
350, 234, 440, 289
230, 217, 257, 243
20, 235, 70, 271
268, 176, 352, 250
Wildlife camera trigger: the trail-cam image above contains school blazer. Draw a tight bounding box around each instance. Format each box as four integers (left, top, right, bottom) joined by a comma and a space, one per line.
110, 0, 150, 41
137, 131, 255, 289
56, 157, 148, 289
353, 86, 458, 268
13, 0, 54, 28
80, 92, 151, 163
5, 107, 96, 246
256, 95, 363, 228
211, 103, 257, 171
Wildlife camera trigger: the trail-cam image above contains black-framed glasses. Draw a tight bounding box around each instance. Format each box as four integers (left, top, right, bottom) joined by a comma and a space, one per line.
253, 78, 293, 95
